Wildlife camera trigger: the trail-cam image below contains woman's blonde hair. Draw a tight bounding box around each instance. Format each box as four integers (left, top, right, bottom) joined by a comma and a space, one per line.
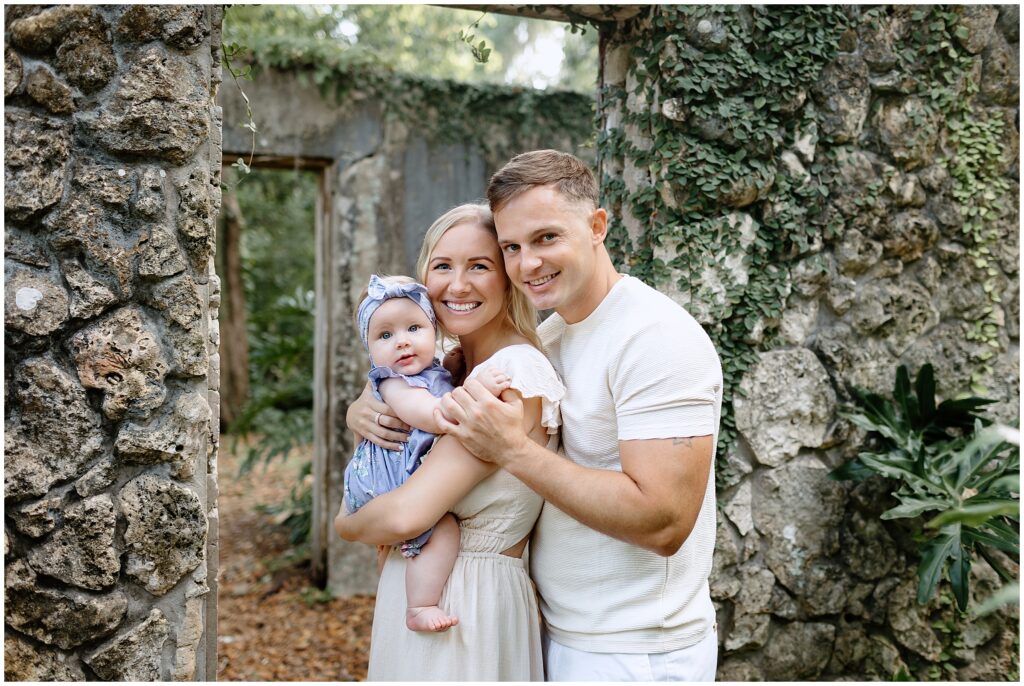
415, 203, 542, 350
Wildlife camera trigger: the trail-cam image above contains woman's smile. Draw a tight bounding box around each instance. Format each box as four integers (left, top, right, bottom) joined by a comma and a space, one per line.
443, 300, 482, 313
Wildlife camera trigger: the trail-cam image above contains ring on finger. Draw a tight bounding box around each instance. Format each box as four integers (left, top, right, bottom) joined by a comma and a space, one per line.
374, 411, 382, 425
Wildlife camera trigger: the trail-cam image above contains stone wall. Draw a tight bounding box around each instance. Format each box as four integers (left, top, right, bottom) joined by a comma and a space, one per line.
218, 65, 594, 595
4, 5, 222, 681
599, 5, 1019, 681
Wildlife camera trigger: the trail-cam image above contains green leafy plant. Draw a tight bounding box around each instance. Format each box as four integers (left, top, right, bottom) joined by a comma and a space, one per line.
257, 460, 314, 545
831, 363, 1020, 611
892, 666, 913, 681
299, 585, 334, 606
457, 12, 492, 64
231, 286, 316, 476
972, 581, 1020, 618
894, 5, 1010, 394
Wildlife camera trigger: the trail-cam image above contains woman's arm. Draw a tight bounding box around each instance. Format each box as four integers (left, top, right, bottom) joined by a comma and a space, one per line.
335, 433, 496, 544
335, 393, 543, 545
347, 381, 411, 451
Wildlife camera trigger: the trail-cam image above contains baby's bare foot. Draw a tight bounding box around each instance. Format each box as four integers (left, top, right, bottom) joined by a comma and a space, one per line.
406, 606, 459, 632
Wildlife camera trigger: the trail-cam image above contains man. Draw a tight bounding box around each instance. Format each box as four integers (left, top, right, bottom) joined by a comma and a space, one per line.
435, 149, 723, 681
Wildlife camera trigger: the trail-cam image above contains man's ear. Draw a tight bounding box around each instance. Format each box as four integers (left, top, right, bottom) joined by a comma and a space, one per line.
590, 207, 609, 245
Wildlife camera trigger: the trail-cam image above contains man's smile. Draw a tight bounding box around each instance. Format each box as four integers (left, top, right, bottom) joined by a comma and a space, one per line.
526, 272, 559, 288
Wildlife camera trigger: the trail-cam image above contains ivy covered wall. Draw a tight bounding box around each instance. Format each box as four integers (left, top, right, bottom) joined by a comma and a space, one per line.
598, 5, 1018, 680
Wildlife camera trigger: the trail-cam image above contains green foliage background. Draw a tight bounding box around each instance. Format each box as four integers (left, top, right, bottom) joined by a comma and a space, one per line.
223, 4, 598, 93
221, 168, 317, 475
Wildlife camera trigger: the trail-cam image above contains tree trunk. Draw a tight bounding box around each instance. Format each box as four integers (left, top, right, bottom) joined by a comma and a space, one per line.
217, 168, 250, 430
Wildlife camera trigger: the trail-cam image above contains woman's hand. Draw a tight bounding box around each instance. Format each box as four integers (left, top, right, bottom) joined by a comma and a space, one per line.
347, 381, 410, 451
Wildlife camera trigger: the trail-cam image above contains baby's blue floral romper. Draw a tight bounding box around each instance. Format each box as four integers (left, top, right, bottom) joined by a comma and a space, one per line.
343, 361, 454, 557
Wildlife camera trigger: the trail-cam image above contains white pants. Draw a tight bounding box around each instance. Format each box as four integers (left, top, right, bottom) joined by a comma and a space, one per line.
543, 631, 718, 682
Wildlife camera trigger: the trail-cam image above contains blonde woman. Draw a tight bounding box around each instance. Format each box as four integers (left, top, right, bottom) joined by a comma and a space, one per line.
335, 204, 564, 680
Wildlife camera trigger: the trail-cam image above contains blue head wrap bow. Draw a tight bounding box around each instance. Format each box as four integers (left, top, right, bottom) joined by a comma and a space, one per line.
357, 275, 436, 352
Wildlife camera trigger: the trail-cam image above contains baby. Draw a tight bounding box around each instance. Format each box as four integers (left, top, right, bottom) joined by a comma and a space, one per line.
343, 274, 509, 632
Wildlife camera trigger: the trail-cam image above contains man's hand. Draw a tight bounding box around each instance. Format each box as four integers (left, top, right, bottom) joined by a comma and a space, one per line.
347, 381, 410, 451
435, 379, 528, 465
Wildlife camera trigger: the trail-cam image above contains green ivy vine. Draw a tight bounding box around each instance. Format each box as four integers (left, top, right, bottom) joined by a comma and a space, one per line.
902, 6, 1011, 394
599, 6, 850, 481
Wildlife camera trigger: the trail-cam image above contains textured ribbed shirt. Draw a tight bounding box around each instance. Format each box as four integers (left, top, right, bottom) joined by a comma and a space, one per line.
530, 275, 722, 653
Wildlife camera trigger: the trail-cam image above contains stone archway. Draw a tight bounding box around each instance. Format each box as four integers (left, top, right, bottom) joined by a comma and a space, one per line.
217, 63, 595, 596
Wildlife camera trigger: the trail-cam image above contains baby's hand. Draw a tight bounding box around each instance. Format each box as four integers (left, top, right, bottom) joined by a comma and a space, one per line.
476, 367, 512, 397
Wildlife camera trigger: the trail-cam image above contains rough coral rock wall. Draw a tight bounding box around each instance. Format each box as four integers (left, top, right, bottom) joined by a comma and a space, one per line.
599, 5, 1019, 681
4, 5, 222, 681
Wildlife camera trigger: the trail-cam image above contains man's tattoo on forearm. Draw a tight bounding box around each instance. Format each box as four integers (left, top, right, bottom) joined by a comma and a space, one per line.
673, 437, 694, 448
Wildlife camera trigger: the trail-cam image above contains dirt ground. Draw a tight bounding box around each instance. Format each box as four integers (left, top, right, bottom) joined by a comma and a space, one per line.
216, 438, 374, 681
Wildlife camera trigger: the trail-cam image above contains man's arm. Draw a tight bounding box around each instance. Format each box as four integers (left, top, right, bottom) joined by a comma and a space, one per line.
436, 381, 713, 556
379, 369, 511, 435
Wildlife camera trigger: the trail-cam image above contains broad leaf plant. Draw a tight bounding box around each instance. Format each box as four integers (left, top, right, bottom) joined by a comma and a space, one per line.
832, 364, 1019, 611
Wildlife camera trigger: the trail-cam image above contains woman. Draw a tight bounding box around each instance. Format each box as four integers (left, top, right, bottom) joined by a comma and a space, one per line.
335, 204, 564, 681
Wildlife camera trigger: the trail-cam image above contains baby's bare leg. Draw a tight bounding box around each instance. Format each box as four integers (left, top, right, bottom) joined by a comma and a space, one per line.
405, 513, 460, 632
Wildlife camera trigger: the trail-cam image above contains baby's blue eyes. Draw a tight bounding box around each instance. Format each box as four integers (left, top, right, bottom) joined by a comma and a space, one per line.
379, 325, 422, 340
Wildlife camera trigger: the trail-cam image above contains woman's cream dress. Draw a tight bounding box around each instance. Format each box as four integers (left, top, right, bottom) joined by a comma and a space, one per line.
368, 345, 564, 681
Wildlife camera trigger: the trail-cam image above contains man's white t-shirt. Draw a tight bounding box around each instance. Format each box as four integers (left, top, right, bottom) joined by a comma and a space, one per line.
530, 275, 722, 654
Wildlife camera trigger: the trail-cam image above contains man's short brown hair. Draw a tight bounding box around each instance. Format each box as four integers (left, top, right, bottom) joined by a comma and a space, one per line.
486, 149, 598, 213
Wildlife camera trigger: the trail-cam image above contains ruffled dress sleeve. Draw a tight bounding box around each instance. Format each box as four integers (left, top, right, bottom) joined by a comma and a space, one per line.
368, 361, 454, 401
467, 344, 565, 437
